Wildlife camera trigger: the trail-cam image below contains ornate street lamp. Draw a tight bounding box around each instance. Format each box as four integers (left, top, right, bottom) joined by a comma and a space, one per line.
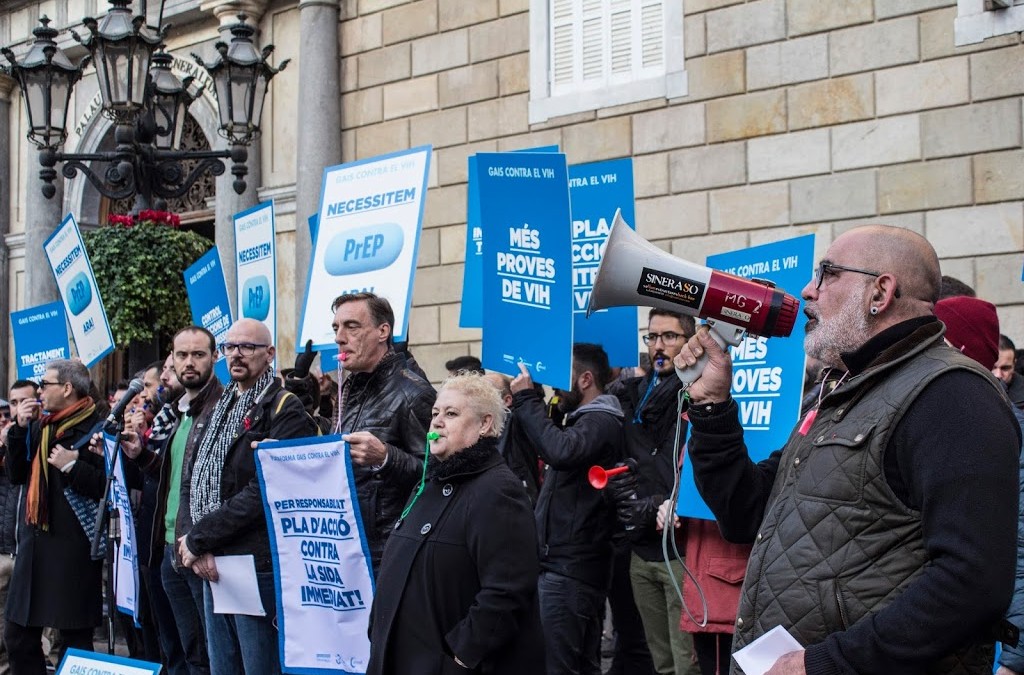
195, 17, 287, 146
149, 49, 201, 150
1, 17, 87, 152
0, 1, 287, 211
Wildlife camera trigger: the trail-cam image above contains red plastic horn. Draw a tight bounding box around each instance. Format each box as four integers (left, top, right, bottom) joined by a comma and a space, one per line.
588, 465, 629, 490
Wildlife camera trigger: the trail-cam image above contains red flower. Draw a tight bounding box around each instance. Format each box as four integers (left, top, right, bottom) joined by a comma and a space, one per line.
107, 210, 182, 229
243, 417, 252, 431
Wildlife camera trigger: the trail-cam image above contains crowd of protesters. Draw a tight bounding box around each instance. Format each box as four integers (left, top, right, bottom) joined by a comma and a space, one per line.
0, 225, 1022, 675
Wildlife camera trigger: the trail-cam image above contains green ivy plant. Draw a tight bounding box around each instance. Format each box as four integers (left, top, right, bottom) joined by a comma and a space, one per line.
82, 210, 212, 347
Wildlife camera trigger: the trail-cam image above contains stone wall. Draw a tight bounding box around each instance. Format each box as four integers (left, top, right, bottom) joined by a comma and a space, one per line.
339, 0, 1024, 381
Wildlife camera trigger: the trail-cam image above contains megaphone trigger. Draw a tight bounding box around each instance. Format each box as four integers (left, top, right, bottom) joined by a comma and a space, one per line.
674, 321, 743, 389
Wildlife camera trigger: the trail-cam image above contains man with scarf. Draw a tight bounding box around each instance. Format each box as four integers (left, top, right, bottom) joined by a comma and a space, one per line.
330, 292, 435, 574
178, 319, 316, 675
5, 359, 105, 674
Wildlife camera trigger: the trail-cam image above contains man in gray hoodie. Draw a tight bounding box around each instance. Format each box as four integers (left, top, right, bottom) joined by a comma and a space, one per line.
511, 343, 624, 675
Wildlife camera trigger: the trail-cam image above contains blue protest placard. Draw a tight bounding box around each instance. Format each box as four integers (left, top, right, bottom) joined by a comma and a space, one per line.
234, 201, 278, 350
256, 436, 374, 674
44, 214, 114, 368
299, 147, 431, 349
677, 234, 814, 519
57, 648, 160, 675
10, 302, 70, 381
308, 214, 340, 371
459, 146, 559, 329
103, 433, 140, 624
569, 158, 638, 367
183, 247, 233, 384
477, 152, 573, 389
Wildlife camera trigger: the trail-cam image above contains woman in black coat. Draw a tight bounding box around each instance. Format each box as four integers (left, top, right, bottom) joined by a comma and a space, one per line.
368, 373, 545, 675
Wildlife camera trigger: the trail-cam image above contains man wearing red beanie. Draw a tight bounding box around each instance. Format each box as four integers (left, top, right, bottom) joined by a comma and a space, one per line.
934, 296, 1001, 371
935, 296, 1024, 675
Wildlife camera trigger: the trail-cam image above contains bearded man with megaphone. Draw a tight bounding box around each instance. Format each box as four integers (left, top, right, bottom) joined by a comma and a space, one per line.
669, 225, 1018, 675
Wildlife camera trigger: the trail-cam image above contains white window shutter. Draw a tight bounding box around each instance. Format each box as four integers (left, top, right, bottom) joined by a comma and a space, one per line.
640, 0, 664, 69
552, 0, 575, 86
531, 0, 685, 123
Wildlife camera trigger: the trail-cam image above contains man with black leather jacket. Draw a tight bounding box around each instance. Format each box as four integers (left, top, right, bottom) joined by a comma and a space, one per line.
330, 292, 434, 574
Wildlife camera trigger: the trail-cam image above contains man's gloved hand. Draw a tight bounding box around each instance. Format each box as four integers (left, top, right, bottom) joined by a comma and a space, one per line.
294, 339, 317, 379
606, 460, 659, 533
281, 367, 320, 416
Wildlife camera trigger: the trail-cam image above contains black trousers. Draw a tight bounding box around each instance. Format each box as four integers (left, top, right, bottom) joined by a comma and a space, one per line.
692, 632, 733, 675
5, 621, 93, 675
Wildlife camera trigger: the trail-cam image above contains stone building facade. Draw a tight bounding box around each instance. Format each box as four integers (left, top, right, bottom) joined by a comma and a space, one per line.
2, 0, 1023, 388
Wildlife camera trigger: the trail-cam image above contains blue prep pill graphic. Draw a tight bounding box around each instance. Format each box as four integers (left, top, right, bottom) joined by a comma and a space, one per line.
65, 272, 93, 316
324, 223, 404, 276
242, 276, 271, 321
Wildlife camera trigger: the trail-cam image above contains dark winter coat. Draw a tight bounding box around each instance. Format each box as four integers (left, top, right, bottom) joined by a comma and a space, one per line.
999, 405, 1024, 672
0, 447, 22, 556
689, 318, 1021, 674
495, 412, 540, 504
616, 372, 687, 561
512, 390, 623, 589
367, 437, 544, 675
184, 380, 317, 572
5, 408, 105, 629
337, 352, 435, 573
133, 378, 224, 568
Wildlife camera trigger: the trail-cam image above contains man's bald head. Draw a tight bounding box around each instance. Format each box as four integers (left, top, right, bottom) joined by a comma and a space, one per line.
224, 319, 275, 390
227, 318, 272, 346
836, 225, 940, 310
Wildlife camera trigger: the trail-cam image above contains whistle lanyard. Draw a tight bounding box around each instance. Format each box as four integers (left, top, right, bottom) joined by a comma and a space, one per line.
633, 375, 659, 425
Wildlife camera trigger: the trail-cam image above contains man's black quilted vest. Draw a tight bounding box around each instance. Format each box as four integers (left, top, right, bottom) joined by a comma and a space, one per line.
731, 330, 1002, 674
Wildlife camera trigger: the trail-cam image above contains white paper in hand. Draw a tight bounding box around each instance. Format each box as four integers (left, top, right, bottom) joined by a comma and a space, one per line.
209, 555, 266, 616
732, 625, 802, 675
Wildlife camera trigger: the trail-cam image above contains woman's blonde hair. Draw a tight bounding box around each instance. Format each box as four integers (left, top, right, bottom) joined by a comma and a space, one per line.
437, 372, 507, 437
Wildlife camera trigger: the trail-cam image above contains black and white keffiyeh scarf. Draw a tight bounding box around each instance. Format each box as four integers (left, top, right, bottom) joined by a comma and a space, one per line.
190, 369, 275, 523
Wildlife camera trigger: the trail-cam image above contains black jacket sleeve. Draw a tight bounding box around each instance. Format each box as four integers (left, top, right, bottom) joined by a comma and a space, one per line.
510, 391, 619, 470
187, 392, 318, 555
374, 385, 434, 498
687, 399, 781, 543
5, 423, 34, 485
804, 372, 1021, 674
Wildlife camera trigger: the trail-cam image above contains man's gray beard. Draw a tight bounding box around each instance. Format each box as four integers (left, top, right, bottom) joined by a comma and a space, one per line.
804, 294, 870, 370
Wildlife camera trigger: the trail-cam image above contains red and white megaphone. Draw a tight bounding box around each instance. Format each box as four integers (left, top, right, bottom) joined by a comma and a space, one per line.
587, 211, 800, 386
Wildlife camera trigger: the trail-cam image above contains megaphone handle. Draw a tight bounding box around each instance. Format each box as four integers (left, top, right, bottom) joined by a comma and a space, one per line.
674, 321, 744, 389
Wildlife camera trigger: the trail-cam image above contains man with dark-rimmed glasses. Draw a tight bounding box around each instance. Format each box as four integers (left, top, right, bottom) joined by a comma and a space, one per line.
5, 360, 105, 673
177, 318, 316, 675
677, 224, 1020, 674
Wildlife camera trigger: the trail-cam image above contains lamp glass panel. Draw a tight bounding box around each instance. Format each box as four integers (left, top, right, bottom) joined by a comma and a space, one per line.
250, 75, 268, 129
99, 42, 130, 107
129, 46, 151, 107
229, 73, 249, 127
213, 71, 232, 128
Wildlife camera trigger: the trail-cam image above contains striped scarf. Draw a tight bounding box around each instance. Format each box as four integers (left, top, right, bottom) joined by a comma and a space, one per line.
27, 397, 96, 530
190, 369, 275, 523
